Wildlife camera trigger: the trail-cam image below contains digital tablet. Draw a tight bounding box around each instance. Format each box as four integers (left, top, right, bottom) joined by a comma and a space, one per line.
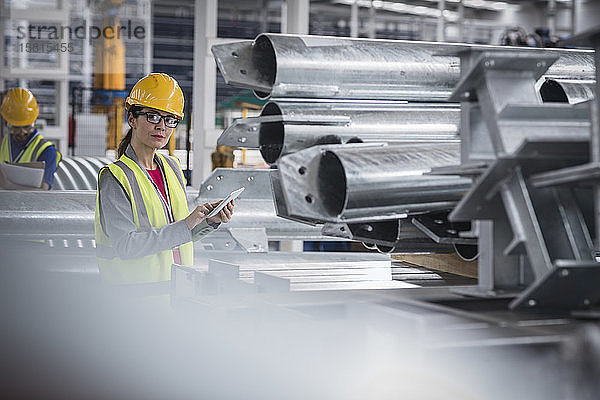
206, 187, 244, 218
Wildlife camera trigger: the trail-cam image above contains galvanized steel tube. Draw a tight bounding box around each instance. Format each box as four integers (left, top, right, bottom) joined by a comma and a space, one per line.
539, 78, 595, 104
276, 143, 471, 223
219, 89, 588, 164
257, 100, 460, 164
212, 33, 595, 101
316, 143, 471, 220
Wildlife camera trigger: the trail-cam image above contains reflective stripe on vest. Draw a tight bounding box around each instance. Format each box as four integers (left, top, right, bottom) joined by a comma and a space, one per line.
94, 153, 193, 284
0, 133, 62, 167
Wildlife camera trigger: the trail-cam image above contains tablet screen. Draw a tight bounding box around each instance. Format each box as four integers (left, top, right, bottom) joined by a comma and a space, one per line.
206, 187, 245, 218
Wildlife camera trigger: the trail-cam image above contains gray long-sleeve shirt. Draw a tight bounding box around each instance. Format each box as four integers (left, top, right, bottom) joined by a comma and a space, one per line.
97, 146, 215, 260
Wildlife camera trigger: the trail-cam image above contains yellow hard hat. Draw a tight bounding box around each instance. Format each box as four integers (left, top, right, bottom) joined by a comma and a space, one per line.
125, 73, 184, 118
1, 88, 39, 126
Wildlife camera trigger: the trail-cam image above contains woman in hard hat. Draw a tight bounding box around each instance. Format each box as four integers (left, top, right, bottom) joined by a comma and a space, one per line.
95, 73, 234, 284
0, 88, 62, 190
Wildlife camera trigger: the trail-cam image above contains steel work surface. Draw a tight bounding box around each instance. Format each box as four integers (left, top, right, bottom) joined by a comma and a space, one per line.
171, 283, 599, 400
3, 245, 599, 399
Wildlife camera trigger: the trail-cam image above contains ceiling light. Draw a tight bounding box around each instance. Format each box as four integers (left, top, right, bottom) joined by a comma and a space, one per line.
417, 0, 519, 11
332, 0, 459, 20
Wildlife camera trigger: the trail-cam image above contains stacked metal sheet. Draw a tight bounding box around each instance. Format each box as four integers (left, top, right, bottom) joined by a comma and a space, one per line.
190, 252, 416, 292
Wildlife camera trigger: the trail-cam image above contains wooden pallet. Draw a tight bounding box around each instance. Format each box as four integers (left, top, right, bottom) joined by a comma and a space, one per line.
392, 253, 478, 279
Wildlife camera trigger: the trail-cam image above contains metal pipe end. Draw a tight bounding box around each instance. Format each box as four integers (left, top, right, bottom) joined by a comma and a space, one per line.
211, 39, 274, 94
539, 78, 595, 104
259, 102, 285, 164
540, 79, 570, 103
318, 151, 347, 218
252, 35, 277, 98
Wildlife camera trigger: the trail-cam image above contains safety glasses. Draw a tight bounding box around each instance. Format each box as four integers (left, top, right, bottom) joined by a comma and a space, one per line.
7, 124, 35, 135
135, 111, 180, 128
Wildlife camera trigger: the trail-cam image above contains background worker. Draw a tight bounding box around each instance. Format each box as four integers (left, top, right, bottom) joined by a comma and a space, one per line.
0, 88, 62, 190
95, 73, 235, 284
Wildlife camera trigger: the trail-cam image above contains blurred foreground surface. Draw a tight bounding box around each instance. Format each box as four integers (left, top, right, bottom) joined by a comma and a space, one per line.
1, 241, 599, 400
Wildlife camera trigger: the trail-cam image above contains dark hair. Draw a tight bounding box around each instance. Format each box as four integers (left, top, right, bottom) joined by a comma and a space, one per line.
117, 105, 142, 158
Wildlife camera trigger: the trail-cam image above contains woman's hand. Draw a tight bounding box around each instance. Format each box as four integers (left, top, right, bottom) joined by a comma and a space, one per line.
184, 204, 209, 230
205, 200, 235, 224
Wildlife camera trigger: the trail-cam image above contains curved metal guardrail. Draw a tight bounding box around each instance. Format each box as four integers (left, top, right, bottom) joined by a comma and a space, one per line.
53, 156, 112, 190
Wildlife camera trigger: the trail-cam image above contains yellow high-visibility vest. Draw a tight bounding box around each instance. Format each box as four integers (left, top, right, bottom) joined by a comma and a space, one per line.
0, 133, 62, 166
94, 153, 193, 284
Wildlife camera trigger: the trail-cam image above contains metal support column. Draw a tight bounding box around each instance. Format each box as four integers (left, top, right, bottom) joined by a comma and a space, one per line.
7, 1, 70, 155
0, 1, 5, 93
286, 0, 309, 35
457, 0, 464, 43
368, 1, 376, 39
280, 2, 287, 34
571, 0, 578, 35
260, 0, 268, 34
437, 0, 445, 42
591, 39, 600, 253
81, 5, 92, 90
548, 0, 557, 34
17, 17, 28, 89
192, 0, 217, 187
350, 0, 359, 38
142, 0, 152, 75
